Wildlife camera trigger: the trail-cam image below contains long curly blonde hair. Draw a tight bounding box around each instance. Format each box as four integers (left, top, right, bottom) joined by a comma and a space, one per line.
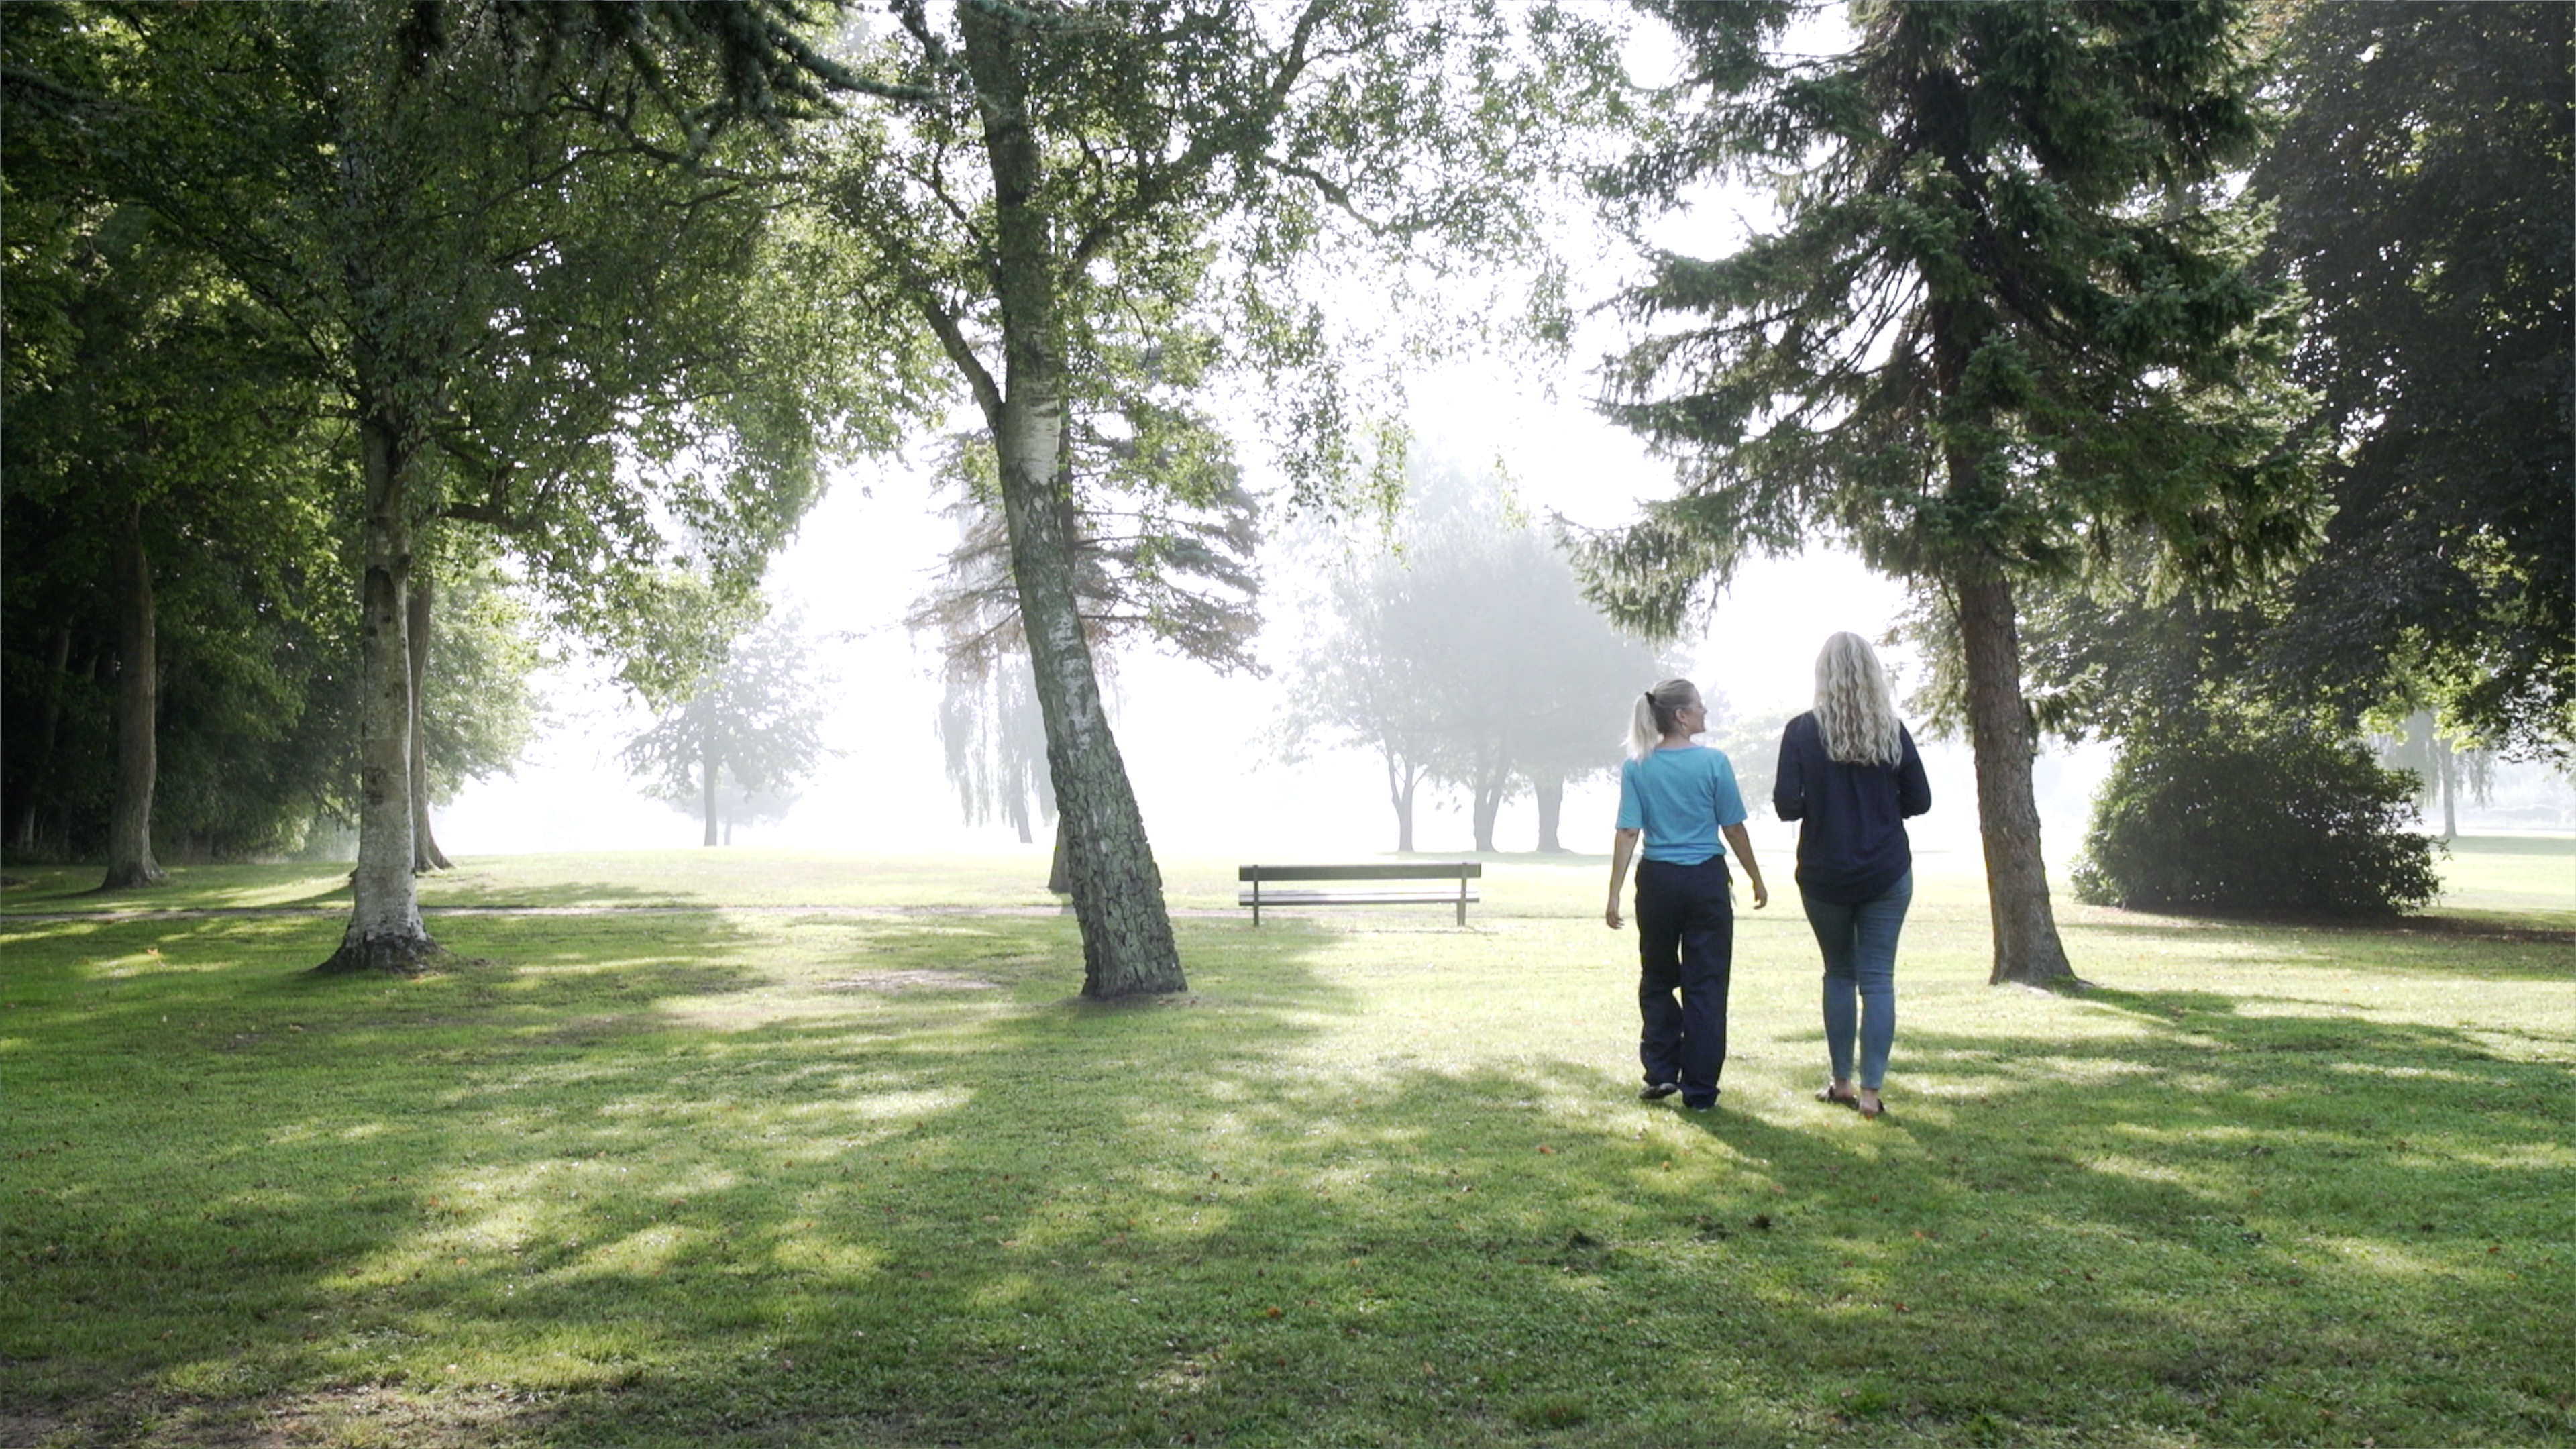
1813, 633, 1902, 767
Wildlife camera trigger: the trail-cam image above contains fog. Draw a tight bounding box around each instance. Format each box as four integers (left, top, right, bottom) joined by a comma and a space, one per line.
433, 348, 2125, 873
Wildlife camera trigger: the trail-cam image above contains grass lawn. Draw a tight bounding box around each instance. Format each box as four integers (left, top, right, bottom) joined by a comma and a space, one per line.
3, 839, 2570, 1447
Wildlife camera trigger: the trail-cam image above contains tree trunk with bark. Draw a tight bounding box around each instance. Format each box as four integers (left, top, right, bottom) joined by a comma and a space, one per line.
1533, 774, 1566, 853
102, 503, 166, 889
318, 415, 438, 974
2437, 743, 2458, 840
1047, 813, 1071, 894
701, 703, 721, 847
407, 573, 453, 872
1470, 756, 1510, 854
964, 8, 1183, 998
1953, 568, 2076, 987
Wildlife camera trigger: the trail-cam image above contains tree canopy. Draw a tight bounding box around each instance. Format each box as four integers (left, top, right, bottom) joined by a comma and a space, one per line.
2248, 0, 2573, 758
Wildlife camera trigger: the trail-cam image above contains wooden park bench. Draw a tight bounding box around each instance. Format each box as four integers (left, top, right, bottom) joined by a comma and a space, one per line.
1237, 861, 1482, 926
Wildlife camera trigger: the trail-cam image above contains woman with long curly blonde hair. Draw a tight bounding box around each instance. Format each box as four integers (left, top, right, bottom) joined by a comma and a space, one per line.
1774, 634, 1931, 1119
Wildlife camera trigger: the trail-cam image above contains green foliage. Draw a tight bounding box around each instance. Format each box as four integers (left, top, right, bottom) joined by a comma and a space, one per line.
417, 560, 545, 804
906, 411, 1265, 685
2249, 1, 2573, 757
80, 0, 913, 684
2073, 714, 2440, 916
818, 0, 1627, 519
1578, 0, 2319, 630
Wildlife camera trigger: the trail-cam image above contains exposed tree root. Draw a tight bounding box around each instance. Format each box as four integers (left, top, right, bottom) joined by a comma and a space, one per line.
311, 932, 448, 977
95, 863, 169, 891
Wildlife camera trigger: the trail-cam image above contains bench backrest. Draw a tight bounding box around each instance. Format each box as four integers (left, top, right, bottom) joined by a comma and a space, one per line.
1238, 862, 1482, 883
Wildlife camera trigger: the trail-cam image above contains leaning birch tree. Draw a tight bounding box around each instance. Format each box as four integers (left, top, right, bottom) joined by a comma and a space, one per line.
1578, 0, 2318, 986
814, 0, 1622, 996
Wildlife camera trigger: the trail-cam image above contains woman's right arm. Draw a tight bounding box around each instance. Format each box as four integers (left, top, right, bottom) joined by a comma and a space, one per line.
1772, 718, 1807, 822
1606, 828, 1640, 930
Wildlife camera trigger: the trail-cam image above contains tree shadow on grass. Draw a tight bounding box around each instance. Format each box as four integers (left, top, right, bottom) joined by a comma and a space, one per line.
492, 967, 2571, 1446
9, 911, 2573, 1447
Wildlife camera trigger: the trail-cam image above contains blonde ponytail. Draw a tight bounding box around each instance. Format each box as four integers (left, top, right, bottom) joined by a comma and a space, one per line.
1628, 678, 1701, 760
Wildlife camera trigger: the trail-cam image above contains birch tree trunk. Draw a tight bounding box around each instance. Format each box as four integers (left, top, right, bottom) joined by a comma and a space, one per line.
318, 413, 437, 973
407, 573, 453, 872
1954, 568, 2075, 987
102, 502, 165, 889
965, 8, 1183, 998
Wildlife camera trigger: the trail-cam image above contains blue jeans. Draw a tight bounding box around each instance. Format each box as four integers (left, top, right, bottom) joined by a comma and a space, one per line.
1635, 856, 1734, 1107
1804, 872, 1911, 1091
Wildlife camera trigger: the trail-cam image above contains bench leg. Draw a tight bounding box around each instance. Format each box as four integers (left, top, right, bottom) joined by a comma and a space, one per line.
1456, 879, 1468, 926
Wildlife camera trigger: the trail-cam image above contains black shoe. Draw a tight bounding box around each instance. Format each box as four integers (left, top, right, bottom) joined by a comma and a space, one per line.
1682, 1097, 1717, 1112
1638, 1081, 1680, 1101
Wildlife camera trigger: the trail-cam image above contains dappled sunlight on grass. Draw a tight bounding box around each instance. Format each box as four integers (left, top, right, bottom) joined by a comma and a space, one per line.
3, 853, 2570, 1446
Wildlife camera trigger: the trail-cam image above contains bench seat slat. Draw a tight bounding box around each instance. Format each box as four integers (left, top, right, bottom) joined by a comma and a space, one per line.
1238, 863, 1481, 882
1236, 888, 1482, 906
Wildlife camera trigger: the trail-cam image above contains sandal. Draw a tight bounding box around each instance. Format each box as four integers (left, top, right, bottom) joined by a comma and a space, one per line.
1856, 1095, 1888, 1120
1815, 1085, 1859, 1109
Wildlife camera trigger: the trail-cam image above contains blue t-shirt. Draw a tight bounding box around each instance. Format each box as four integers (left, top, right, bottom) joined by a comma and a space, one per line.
1616, 745, 1748, 864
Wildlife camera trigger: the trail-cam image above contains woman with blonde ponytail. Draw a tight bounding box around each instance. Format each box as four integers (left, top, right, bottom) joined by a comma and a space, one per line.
1773, 633, 1931, 1120
1606, 678, 1768, 1110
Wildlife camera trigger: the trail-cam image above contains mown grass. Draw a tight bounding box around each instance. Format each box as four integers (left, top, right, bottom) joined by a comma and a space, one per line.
3, 841, 2570, 1447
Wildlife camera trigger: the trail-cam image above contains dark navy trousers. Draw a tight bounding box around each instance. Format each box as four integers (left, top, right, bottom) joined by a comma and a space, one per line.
1635, 855, 1735, 1107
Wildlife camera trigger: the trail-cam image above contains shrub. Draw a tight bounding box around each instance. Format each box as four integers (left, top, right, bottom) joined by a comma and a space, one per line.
2072, 716, 2441, 916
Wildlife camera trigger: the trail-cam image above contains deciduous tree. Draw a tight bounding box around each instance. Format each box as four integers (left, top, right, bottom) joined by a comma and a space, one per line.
2249, 1, 2573, 758
59, 2, 898, 968
817, 0, 1621, 995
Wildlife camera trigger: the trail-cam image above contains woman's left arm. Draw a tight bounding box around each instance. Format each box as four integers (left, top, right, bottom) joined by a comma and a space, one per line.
1722, 823, 1768, 910
1896, 725, 1932, 818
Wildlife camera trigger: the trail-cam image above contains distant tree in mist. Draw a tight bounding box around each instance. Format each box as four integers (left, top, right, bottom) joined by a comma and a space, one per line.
623, 614, 835, 847
908, 419, 1261, 888
937, 659, 1054, 848
2377, 711, 2496, 843
1285, 470, 1660, 853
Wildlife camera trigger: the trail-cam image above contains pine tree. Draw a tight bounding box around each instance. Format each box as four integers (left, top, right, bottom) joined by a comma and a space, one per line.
1581, 0, 2318, 985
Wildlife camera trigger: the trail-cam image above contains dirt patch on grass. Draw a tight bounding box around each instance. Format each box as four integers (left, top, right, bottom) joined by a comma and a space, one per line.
820, 971, 999, 992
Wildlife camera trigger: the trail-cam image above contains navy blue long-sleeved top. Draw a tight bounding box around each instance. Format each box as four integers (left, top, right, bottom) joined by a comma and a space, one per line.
1772, 711, 1932, 904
